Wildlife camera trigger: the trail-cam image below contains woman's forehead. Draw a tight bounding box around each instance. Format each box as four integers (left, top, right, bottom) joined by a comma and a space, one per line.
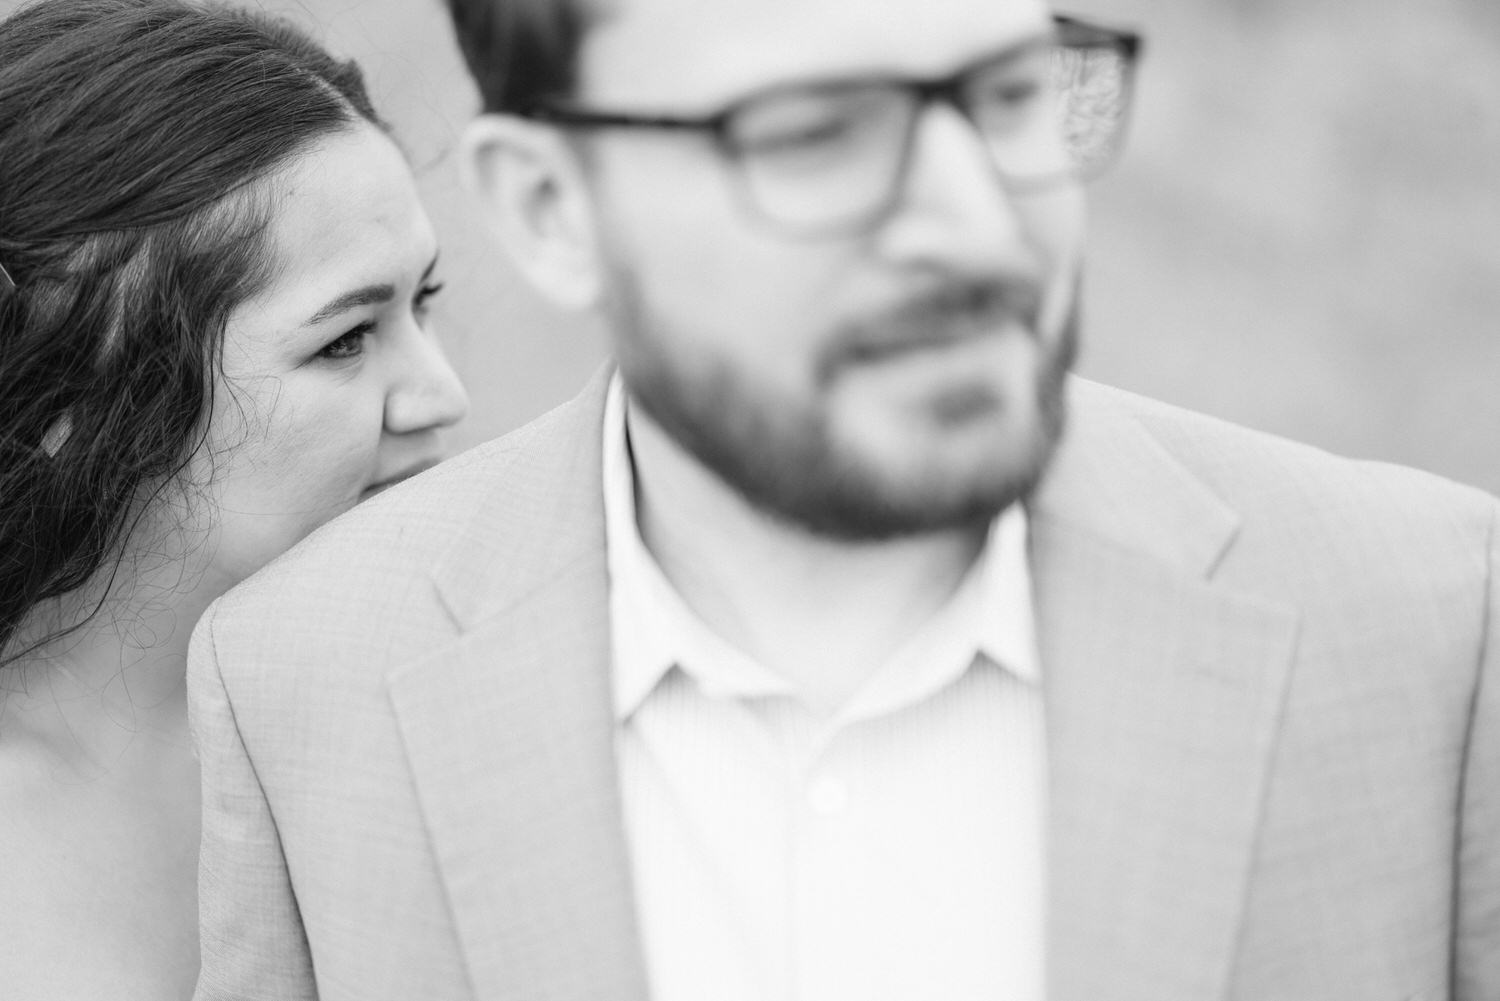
237, 127, 434, 335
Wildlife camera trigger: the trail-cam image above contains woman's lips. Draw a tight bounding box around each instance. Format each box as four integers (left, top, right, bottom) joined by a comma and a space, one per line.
363, 458, 441, 498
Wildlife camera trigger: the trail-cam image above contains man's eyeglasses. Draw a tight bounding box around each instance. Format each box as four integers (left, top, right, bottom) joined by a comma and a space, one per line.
520, 15, 1143, 237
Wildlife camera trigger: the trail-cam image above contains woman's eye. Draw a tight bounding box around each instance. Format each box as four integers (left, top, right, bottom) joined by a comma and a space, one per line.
317, 321, 374, 361
414, 281, 445, 319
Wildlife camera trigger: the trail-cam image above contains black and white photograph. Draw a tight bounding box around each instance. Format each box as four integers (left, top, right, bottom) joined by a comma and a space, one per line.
1, 0, 1496, 998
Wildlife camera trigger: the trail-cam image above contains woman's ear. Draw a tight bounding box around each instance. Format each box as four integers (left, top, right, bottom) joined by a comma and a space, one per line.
460, 115, 604, 310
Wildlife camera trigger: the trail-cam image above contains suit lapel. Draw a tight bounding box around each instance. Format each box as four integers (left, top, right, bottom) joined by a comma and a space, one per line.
1032, 380, 1299, 1001
387, 368, 650, 1001
380, 373, 1296, 1000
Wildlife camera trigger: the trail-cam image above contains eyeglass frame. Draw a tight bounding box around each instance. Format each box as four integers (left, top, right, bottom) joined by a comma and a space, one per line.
518, 14, 1144, 237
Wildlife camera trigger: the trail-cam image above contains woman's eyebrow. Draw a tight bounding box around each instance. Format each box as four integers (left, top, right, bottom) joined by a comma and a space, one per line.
301, 284, 395, 327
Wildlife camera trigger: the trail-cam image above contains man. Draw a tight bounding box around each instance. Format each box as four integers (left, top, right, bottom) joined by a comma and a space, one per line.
189, 0, 1499, 998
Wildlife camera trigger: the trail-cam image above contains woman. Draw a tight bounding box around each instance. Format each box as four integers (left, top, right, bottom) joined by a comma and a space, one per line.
0, 0, 469, 995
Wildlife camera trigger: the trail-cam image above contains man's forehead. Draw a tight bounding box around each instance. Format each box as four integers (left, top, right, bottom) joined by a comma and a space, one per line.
579, 0, 1054, 108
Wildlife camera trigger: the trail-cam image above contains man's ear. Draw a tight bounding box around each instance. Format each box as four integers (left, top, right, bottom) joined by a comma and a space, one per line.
460, 114, 604, 310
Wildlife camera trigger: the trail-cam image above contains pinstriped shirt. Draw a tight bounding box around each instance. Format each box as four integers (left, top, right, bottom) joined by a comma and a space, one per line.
604, 377, 1046, 1001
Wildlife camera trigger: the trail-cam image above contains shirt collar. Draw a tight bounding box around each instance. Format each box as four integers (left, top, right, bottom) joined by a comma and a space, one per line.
604, 377, 790, 718
603, 374, 1040, 723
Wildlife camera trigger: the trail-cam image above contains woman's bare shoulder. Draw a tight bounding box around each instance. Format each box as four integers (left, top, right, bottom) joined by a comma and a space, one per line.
0, 697, 200, 1000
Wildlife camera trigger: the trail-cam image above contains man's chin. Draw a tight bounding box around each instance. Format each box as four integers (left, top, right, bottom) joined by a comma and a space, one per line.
635, 338, 1073, 542
834, 346, 1071, 538
749, 408, 1061, 542
611, 261, 1079, 541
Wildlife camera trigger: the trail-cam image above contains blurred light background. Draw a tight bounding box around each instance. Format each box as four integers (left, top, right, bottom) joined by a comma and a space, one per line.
6, 0, 1497, 492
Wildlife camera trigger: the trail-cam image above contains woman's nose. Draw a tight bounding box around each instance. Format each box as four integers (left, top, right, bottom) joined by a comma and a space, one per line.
385, 331, 470, 434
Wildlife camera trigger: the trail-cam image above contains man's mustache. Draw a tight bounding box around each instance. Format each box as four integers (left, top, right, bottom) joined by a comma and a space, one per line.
816, 277, 1045, 387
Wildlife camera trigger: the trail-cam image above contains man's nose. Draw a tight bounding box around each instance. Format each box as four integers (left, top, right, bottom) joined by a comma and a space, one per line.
874, 101, 1044, 270
384, 331, 470, 435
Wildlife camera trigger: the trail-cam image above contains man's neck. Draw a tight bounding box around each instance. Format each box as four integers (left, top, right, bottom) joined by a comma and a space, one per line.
625, 404, 987, 711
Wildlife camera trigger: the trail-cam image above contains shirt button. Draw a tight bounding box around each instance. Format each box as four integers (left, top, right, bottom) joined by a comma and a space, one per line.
807, 775, 848, 816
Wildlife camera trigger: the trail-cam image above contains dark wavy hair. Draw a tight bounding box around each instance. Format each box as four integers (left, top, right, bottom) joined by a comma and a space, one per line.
443, 0, 602, 112
0, 0, 383, 663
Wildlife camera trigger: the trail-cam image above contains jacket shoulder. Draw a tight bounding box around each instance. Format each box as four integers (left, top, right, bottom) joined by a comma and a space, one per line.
196, 373, 609, 684
1073, 378, 1496, 531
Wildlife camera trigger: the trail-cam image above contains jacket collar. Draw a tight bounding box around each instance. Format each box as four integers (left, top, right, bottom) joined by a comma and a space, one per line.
391, 364, 652, 1001
396, 373, 1296, 1001
1031, 379, 1299, 1001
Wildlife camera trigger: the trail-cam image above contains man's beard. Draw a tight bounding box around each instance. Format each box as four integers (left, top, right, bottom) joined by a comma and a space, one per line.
609, 266, 1078, 541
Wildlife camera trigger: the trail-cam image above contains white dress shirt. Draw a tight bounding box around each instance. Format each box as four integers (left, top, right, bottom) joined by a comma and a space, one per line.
604, 377, 1047, 1001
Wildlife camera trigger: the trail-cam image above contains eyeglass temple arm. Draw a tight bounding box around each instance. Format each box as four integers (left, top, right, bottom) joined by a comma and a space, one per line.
521, 103, 722, 130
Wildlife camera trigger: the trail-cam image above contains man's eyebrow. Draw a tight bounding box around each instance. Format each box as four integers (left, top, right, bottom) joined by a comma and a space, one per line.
975, 27, 1055, 65
301, 284, 396, 328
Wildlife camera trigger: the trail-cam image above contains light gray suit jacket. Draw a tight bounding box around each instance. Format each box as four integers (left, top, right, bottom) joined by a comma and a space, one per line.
190, 369, 1500, 1001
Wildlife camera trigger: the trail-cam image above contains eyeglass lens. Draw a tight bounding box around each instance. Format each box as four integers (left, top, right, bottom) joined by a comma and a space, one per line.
720, 37, 1132, 232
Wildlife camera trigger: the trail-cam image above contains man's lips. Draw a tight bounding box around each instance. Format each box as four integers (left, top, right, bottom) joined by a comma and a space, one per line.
836, 314, 1009, 365
816, 278, 1044, 386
